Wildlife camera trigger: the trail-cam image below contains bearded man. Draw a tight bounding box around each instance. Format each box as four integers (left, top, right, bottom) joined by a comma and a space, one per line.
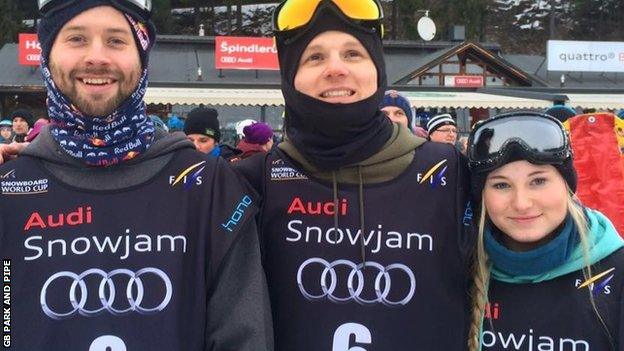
0, 2, 272, 350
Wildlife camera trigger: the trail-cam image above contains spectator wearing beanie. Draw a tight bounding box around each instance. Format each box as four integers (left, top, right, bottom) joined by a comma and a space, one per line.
235, 119, 257, 142
427, 113, 458, 145
26, 118, 51, 142
149, 115, 169, 132
0, 120, 12, 144
166, 114, 184, 132
379, 90, 413, 130
184, 107, 221, 155
183, 107, 242, 161
545, 105, 577, 123
236, 122, 274, 160
9, 109, 33, 142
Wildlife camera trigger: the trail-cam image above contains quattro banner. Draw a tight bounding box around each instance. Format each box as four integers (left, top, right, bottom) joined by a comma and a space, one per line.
548, 40, 624, 72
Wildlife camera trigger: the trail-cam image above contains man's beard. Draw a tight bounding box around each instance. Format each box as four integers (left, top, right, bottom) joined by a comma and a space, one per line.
49, 63, 140, 117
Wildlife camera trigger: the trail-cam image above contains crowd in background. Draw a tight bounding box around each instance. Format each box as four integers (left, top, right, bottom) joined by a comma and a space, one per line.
4, 95, 623, 161
0, 90, 624, 161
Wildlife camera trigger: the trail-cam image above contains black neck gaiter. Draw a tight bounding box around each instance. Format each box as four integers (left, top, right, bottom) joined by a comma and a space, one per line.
277, 4, 394, 171
283, 86, 392, 171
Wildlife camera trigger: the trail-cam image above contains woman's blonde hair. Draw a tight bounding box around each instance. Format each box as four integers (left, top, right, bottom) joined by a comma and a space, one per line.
467, 190, 610, 351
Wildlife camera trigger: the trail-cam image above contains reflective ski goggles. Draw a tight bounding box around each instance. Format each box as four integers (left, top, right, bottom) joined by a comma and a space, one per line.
273, 0, 384, 37
39, 0, 152, 17
468, 112, 572, 173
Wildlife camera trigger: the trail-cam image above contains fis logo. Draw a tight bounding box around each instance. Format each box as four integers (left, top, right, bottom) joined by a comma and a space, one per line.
417, 159, 448, 188
1, 169, 16, 179
463, 201, 473, 227
169, 161, 206, 189
576, 267, 615, 296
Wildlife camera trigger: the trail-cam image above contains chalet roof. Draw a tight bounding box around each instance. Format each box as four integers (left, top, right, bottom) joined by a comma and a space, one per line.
393, 41, 548, 87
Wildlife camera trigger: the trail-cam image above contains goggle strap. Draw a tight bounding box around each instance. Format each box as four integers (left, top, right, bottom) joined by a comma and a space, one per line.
39, 0, 152, 15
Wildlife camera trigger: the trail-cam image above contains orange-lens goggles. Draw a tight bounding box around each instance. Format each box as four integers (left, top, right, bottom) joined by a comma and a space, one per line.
274, 0, 383, 32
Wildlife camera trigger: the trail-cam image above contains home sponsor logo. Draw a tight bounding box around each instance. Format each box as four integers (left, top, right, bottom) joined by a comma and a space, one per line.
169, 161, 206, 189
1, 169, 48, 195
24, 206, 92, 231
23, 206, 188, 261
288, 197, 348, 216
417, 159, 448, 188
576, 267, 614, 296
484, 301, 501, 320
297, 258, 415, 306
270, 158, 307, 181
285, 197, 435, 254
221, 195, 253, 233
40, 267, 172, 320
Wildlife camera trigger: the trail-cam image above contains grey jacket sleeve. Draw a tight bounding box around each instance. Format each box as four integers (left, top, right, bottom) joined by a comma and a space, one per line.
205, 218, 274, 351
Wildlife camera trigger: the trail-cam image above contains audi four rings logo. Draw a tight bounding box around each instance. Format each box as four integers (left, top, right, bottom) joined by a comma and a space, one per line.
297, 258, 416, 306
40, 267, 173, 320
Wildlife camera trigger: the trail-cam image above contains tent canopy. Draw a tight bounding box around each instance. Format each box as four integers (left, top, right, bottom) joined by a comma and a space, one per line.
145, 88, 558, 109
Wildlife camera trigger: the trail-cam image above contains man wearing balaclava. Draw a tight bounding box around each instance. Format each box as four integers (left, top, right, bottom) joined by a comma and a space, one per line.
234, 1, 473, 350
0, 2, 272, 350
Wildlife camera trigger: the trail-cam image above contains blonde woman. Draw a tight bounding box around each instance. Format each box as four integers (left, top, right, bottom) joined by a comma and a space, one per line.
467, 112, 624, 351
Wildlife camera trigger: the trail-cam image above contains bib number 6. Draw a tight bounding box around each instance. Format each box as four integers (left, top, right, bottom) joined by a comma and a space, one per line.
89, 335, 127, 351
332, 323, 372, 351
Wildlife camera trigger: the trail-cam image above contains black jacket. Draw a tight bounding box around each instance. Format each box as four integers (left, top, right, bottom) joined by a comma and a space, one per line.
235, 141, 474, 351
0, 128, 273, 350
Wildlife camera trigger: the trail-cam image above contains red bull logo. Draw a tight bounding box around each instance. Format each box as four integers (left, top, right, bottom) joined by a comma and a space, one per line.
90, 138, 106, 147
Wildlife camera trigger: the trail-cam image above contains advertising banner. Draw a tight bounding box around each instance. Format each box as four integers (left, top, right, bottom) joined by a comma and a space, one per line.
548, 40, 624, 72
18, 33, 41, 66
215, 36, 279, 70
444, 75, 484, 87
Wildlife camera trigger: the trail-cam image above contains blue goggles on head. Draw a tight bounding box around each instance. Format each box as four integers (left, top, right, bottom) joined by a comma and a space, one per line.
468, 112, 572, 173
38, 0, 152, 18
